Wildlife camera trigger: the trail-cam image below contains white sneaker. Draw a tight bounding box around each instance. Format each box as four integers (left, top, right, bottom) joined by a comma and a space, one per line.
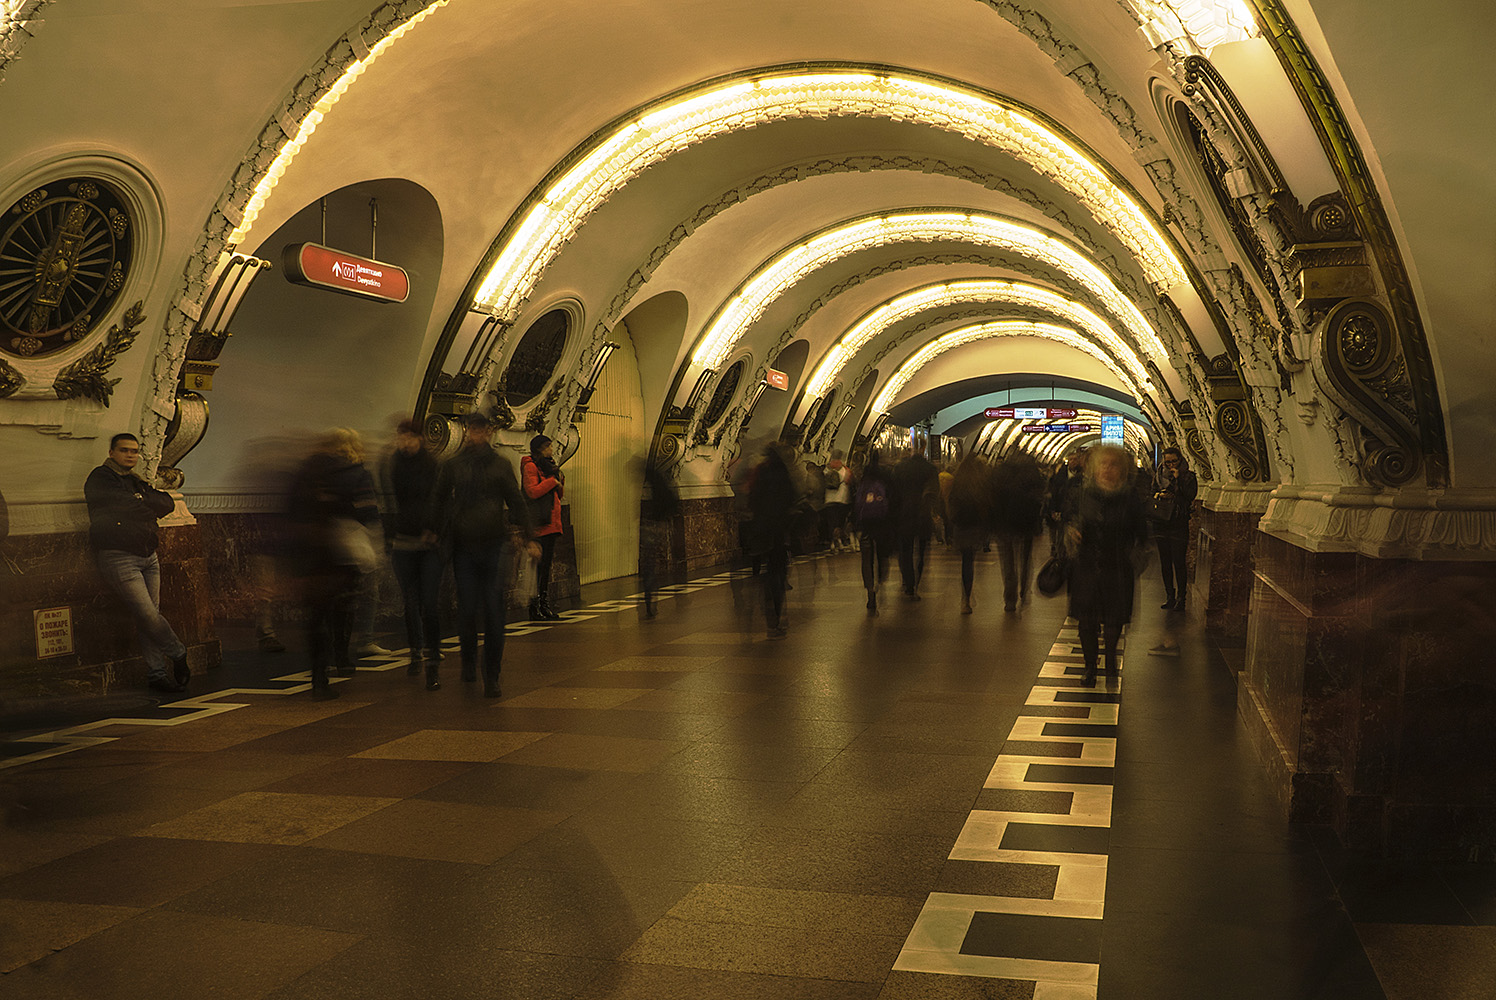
355, 642, 393, 657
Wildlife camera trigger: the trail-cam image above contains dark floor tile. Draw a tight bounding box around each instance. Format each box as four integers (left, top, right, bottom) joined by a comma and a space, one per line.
973, 787, 1076, 814
416, 760, 640, 813
1000, 821, 1110, 856
573, 961, 880, 999
1009, 705, 1094, 718
1332, 862, 1477, 925
1023, 763, 1114, 785
1437, 864, 1496, 925
0, 836, 289, 908
164, 847, 482, 934
579, 770, 801, 824
962, 911, 1102, 964
264, 939, 608, 1000
1040, 722, 1118, 739
4, 908, 357, 1000
877, 970, 1035, 998
1001, 740, 1083, 758
709, 825, 950, 897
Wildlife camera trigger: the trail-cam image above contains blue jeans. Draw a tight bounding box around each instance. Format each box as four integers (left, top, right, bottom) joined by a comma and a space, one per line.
392, 546, 443, 658
452, 540, 508, 678
96, 550, 186, 682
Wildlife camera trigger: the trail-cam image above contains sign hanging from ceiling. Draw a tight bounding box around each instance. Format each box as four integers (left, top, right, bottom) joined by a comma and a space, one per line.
765, 368, 790, 390
283, 242, 410, 304
984, 406, 1079, 420
1021, 423, 1094, 434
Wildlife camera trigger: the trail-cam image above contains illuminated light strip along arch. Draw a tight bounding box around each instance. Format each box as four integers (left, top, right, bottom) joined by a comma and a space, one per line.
693, 211, 1169, 373
472, 68, 1187, 323
226, 1, 450, 246
870, 321, 1147, 416
806, 278, 1156, 398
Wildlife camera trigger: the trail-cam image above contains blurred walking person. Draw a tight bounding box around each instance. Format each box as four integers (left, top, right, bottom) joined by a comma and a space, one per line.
641, 462, 680, 619
894, 447, 938, 599
1065, 445, 1148, 686
387, 420, 444, 689
429, 414, 537, 698
947, 453, 992, 615
992, 450, 1046, 612
1151, 446, 1198, 613
287, 429, 380, 698
855, 450, 897, 615
749, 442, 797, 637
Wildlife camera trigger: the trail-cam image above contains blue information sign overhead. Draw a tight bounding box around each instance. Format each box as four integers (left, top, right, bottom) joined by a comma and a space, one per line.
1101, 413, 1124, 444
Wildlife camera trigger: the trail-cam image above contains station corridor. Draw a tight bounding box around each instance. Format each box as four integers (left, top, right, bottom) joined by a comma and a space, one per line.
4, 549, 1491, 1000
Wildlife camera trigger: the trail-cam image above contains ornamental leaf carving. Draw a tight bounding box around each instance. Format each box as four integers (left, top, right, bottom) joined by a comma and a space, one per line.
52, 301, 145, 405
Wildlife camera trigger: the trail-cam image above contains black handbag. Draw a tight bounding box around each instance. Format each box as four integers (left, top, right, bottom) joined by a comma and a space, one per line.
527, 488, 554, 528
1036, 554, 1070, 597
1147, 493, 1176, 523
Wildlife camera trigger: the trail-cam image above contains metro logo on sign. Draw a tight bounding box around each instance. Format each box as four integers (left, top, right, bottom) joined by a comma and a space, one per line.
283, 242, 410, 304
765, 368, 790, 390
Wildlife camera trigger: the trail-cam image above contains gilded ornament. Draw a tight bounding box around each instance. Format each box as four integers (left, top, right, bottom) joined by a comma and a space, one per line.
0, 357, 24, 397
19, 189, 45, 213
51, 300, 146, 405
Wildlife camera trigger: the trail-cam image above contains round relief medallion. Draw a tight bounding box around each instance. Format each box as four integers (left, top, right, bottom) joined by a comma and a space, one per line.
0, 178, 133, 358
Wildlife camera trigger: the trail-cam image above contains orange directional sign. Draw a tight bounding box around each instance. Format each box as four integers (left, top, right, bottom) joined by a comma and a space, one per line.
283, 242, 410, 304
765, 368, 789, 390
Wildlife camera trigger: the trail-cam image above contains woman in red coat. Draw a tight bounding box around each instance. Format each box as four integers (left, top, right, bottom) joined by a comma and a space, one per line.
521, 434, 565, 620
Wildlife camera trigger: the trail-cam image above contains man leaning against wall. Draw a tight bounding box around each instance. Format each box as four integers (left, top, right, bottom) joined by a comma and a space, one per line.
83, 433, 192, 694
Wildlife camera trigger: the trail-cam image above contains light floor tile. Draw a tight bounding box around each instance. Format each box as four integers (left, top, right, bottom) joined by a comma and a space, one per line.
138, 790, 398, 845
353, 728, 550, 762
0, 897, 141, 973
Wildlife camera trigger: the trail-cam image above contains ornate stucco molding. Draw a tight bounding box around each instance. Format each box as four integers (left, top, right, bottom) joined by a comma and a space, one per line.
136, 0, 444, 476
1259, 485, 1496, 561
1199, 480, 1275, 515
0, 0, 53, 83
1243, 0, 1450, 486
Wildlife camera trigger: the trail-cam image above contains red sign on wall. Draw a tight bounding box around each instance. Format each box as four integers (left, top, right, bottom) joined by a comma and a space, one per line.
765, 368, 789, 390
282, 242, 410, 304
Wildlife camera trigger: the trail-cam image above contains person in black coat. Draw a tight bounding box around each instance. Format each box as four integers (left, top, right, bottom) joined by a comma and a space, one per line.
386, 419, 444, 688
854, 450, 897, 615
1044, 450, 1085, 556
992, 450, 1046, 612
1151, 446, 1198, 612
84, 433, 191, 694
1065, 445, 1149, 686
427, 413, 537, 697
748, 442, 797, 637
286, 429, 381, 698
947, 454, 991, 614
894, 448, 938, 598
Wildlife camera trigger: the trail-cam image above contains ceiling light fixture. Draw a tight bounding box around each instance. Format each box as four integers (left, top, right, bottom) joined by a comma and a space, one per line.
870, 320, 1145, 415
472, 69, 1186, 324
805, 278, 1156, 399
693, 211, 1169, 373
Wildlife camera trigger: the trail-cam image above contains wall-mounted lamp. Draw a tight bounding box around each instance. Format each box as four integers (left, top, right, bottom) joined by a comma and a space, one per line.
684, 367, 716, 414
576, 341, 619, 410
741, 380, 768, 424
181, 252, 273, 392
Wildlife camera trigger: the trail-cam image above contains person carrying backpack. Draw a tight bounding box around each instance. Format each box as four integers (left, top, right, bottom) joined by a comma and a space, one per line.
854, 449, 898, 615
821, 449, 853, 552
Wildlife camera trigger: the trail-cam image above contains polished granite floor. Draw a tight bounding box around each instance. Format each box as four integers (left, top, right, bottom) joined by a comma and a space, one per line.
3, 549, 1495, 998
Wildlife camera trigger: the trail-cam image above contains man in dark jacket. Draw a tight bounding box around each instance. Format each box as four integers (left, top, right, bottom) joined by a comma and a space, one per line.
894, 447, 938, 598
748, 442, 797, 638
84, 433, 191, 694
1151, 446, 1199, 613
427, 414, 537, 697
387, 419, 444, 688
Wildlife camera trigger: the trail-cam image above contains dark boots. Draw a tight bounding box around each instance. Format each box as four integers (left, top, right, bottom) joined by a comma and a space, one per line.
310, 663, 339, 700
482, 663, 501, 699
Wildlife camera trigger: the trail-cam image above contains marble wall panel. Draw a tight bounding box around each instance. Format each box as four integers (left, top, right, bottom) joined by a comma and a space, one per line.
1201, 508, 1257, 639
1244, 530, 1496, 857
0, 525, 219, 700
